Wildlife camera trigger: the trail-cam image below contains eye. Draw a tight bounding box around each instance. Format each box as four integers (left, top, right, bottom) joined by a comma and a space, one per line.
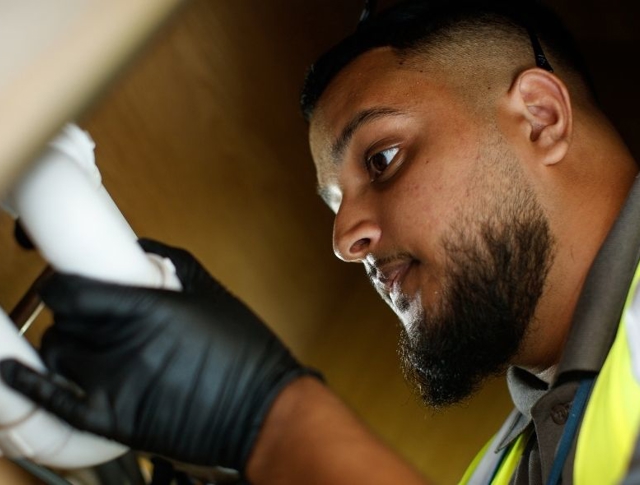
365, 147, 399, 181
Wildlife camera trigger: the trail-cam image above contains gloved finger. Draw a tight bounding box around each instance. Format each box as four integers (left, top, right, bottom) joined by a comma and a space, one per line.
0, 359, 115, 437
138, 238, 192, 264
138, 238, 203, 288
139, 238, 228, 297
39, 272, 173, 320
0, 359, 86, 424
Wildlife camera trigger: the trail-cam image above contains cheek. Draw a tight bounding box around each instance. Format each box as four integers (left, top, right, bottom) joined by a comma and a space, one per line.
379, 174, 443, 255
393, 160, 459, 234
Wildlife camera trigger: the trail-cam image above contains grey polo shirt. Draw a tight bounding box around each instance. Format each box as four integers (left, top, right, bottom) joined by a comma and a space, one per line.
496, 176, 640, 485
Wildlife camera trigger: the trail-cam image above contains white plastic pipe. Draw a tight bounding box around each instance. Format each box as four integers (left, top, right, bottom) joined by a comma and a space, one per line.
0, 124, 181, 468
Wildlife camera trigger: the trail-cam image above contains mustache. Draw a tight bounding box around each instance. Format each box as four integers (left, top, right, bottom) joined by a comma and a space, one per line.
364, 252, 415, 281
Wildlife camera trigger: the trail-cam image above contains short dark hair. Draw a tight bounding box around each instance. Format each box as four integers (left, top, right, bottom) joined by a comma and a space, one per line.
300, 0, 593, 121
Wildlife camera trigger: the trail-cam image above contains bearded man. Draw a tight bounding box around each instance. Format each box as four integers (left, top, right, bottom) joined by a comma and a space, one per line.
3, 1, 639, 484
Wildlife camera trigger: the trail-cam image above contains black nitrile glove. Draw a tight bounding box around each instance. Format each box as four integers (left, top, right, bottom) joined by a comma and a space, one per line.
0, 239, 320, 473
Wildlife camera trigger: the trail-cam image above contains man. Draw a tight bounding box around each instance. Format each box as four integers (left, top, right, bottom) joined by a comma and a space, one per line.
2, 0, 639, 483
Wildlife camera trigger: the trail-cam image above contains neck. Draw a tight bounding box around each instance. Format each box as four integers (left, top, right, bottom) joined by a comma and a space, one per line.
516, 117, 639, 375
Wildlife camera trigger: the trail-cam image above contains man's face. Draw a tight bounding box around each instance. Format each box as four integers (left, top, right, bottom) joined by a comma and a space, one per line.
309, 48, 554, 407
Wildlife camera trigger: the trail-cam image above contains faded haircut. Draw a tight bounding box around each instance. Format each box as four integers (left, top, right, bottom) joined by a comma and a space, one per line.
300, 0, 595, 121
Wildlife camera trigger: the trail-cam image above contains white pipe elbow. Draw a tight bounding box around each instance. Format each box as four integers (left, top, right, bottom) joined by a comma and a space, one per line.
0, 124, 180, 468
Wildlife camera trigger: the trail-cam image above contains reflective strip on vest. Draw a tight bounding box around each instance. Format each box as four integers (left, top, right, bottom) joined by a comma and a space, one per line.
459, 426, 530, 485
574, 264, 640, 484
459, 435, 500, 484
627, 273, 640, 384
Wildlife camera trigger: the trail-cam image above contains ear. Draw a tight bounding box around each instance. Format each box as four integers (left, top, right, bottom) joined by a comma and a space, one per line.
506, 68, 573, 166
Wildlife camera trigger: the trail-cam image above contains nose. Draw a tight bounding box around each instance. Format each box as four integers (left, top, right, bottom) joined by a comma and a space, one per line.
332, 198, 381, 262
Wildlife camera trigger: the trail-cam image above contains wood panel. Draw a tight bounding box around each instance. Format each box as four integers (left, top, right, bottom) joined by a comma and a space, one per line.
0, 1, 638, 483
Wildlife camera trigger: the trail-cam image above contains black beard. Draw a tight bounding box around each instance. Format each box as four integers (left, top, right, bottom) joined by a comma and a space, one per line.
398, 191, 554, 408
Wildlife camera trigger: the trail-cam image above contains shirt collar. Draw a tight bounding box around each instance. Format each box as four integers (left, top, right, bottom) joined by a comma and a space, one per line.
495, 367, 547, 450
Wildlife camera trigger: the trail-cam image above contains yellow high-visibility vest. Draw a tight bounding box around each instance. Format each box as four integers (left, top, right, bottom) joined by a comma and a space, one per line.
460, 265, 640, 484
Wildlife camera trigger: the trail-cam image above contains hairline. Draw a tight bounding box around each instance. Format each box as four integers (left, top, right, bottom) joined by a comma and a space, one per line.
301, 3, 597, 121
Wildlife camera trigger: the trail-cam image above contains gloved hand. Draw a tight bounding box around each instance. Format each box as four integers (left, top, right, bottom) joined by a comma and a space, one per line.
0, 239, 320, 473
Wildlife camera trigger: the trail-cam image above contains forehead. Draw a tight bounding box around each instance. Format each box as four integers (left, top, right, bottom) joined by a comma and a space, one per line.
308, 47, 458, 171
310, 48, 411, 149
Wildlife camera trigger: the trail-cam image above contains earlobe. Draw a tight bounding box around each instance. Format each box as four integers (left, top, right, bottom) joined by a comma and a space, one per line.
511, 69, 573, 166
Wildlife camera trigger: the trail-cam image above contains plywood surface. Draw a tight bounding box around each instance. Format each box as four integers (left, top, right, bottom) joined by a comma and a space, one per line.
0, 1, 639, 483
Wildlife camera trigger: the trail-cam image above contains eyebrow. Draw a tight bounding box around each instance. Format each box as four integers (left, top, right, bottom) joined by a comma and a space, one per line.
330, 106, 403, 163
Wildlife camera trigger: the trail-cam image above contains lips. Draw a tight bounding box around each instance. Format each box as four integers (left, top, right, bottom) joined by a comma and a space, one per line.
373, 259, 414, 297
